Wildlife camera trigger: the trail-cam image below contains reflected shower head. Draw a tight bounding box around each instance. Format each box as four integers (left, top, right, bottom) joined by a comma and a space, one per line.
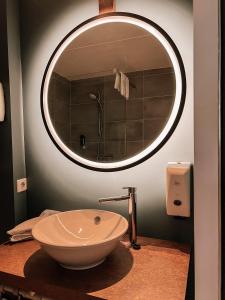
89, 93, 97, 100
89, 92, 103, 112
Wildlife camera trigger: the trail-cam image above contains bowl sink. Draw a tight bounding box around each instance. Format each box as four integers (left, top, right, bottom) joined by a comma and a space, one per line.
32, 209, 128, 270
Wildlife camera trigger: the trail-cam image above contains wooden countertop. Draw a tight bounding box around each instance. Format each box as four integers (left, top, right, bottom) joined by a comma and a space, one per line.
0, 236, 190, 300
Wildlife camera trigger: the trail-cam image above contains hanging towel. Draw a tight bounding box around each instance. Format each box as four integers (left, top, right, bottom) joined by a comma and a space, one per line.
120, 72, 129, 100
114, 71, 121, 91
125, 74, 129, 100
120, 72, 126, 98
114, 70, 130, 100
120, 72, 130, 100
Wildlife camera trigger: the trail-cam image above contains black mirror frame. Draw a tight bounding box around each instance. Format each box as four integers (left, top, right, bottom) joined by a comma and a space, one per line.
41, 12, 186, 172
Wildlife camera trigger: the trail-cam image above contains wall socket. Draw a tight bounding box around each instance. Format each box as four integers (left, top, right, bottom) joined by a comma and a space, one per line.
17, 178, 27, 193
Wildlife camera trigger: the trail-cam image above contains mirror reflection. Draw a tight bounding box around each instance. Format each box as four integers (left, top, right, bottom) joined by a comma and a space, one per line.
48, 22, 175, 162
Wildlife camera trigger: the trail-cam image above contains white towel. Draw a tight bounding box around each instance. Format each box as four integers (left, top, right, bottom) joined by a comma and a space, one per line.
120, 72, 126, 98
118, 72, 129, 100
114, 71, 121, 91
114, 70, 130, 100
125, 74, 129, 100
10, 233, 33, 243
7, 209, 60, 242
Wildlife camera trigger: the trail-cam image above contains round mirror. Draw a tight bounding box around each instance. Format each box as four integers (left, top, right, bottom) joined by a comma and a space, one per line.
41, 13, 186, 171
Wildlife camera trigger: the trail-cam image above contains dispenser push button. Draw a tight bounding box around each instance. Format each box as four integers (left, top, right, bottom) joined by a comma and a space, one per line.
173, 199, 182, 206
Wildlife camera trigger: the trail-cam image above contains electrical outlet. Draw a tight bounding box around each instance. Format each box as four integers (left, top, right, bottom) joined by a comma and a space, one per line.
17, 178, 27, 193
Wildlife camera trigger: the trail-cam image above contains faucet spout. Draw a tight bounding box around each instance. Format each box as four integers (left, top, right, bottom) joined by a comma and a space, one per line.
98, 187, 140, 250
99, 195, 129, 203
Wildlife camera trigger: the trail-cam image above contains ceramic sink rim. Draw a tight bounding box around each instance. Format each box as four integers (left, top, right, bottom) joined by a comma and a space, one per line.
32, 209, 128, 248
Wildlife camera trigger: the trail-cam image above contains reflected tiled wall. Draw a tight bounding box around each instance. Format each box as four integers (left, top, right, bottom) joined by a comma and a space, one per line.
48, 73, 70, 144
70, 77, 102, 160
49, 68, 175, 161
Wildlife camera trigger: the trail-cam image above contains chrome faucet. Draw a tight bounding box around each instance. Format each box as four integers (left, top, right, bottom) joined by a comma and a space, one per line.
98, 187, 140, 250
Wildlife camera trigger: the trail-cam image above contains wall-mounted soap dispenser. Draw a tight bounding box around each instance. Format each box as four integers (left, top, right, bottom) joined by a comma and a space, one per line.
166, 162, 191, 217
0, 82, 5, 122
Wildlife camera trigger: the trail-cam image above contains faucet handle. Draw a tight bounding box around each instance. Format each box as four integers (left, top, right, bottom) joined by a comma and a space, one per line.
123, 187, 136, 193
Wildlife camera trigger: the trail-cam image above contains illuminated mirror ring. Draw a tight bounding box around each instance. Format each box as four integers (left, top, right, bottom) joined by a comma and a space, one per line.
41, 12, 186, 172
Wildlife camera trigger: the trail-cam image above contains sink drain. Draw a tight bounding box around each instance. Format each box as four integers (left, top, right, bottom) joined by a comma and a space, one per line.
94, 216, 101, 224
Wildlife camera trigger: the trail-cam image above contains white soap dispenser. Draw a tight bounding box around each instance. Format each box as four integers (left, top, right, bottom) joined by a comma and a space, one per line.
166, 162, 191, 217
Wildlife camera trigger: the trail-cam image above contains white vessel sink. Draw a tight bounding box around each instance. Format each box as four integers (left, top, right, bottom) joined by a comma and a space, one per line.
32, 209, 128, 270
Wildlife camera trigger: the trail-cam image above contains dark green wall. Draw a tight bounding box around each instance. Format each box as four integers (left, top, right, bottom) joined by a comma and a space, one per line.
0, 1, 15, 241
0, 0, 27, 242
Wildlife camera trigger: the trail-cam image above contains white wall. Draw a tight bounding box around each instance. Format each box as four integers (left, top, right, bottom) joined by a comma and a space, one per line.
194, 0, 221, 299
20, 0, 193, 243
